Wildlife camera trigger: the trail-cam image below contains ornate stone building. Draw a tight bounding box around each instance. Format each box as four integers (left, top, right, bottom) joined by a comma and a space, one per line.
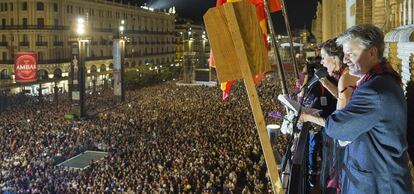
311, 0, 413, 92
175, 20, 209, 68
175, 19, 210, 82
311, 2, 322, 43
311, 0, 346, 42
0, 0, 175, 93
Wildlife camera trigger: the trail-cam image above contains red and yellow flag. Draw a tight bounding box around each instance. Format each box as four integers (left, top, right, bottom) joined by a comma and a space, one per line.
211, 0, 281, 100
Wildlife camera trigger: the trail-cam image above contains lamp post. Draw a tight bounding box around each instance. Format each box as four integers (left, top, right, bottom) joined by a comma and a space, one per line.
92, 74, 96, 94
54, 81, 59, 104
0, 89, 5, 112
38, 74, 43, 104
70, 17, 87, 118
113, 19, 125, 102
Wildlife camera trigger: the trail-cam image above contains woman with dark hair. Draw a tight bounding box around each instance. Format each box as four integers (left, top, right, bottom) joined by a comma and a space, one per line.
300, 38, 358, 193
301, 38, 358, 127
318, 38, 358, 110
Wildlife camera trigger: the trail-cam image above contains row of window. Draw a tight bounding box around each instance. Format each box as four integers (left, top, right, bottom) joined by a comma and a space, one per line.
16, 2, 59, 12
65, 5, 173, 30
0, 40, 177, 48
65, 4, 169, 24
0, 38, 192, 48
0, 18, 172, 33
0, 2, 58, 12
1, 18, 49, 27
1, 2, 172, 29
0, 3, 12, 12
0, 34, 175, 44
1, 2, 171, 23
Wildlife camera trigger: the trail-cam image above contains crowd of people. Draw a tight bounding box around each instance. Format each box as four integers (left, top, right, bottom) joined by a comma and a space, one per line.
0, 73, 296, 193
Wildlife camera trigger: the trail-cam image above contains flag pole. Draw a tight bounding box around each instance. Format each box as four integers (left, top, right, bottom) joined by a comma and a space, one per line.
280, 0, 300, 79
263, 0, 289, 96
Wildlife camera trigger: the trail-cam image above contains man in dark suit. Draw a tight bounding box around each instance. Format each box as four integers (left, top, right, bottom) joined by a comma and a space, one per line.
324, 24, 413, 193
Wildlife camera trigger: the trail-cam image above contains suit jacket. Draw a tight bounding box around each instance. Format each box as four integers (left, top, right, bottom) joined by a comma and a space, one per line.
324, 73, 413, 194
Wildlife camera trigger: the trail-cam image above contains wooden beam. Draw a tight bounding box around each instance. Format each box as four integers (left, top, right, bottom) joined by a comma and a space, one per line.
223, 2, 283, 193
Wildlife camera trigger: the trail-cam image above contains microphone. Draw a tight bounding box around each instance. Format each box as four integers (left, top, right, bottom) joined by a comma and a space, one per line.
304, 68, 329, 90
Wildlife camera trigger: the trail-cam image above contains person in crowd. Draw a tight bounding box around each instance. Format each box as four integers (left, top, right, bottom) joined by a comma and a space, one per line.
0, 73, 296, 193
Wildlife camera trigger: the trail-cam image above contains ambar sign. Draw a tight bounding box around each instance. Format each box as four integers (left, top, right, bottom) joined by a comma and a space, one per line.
15, 52, 37, 82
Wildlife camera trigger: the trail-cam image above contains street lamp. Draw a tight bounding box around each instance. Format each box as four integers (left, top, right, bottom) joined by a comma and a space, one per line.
70, 16, 88, 118
113, 20, 126, 102
76, 17, 85, 35
92, 75, 96, 94
119, 19, 125, 38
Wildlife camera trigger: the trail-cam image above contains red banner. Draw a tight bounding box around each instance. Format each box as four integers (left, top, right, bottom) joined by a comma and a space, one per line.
14, 52, 37, 82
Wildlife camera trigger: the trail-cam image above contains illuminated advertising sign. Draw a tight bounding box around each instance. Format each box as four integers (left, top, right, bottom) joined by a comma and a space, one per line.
14, 52, 37, 82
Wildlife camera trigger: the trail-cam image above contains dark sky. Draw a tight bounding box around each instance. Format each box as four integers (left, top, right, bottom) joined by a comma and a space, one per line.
120, 0, 318, 34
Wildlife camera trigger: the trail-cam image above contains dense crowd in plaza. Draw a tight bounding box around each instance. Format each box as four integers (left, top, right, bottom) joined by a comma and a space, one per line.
0, 74, 294, 193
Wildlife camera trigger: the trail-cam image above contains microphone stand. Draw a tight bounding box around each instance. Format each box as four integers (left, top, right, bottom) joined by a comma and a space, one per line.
280, 83, 315, 183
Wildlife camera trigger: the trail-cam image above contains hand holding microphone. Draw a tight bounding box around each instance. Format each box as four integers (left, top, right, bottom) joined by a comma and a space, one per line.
304, 68, 329, 90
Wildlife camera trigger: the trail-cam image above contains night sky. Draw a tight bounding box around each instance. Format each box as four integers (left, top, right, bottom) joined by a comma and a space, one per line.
119, 0, 318, 34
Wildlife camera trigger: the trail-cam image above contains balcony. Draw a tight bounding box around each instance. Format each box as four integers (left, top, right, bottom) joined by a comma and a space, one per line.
0, 60, 13, 64
92, 28, 113, 33
0, 25, 70, 30
67, 41, 77, 46
86, 56, 112, 61
36, 42, 48, 46
53, 41, 64, 46
19, 42, 29, 47
144, 52, 176, 57
36, 59, 75, 64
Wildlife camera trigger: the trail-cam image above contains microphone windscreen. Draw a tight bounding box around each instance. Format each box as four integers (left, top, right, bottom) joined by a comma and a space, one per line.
315, 68, 329, 79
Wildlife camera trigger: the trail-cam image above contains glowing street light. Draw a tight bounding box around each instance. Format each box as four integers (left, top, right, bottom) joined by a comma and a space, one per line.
119, 20, 125, 37
119, 26, 125, 32
76, 17, 85, 35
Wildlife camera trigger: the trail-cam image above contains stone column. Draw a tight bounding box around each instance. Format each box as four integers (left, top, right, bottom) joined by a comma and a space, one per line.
372, 0, 386, 29
409, 0, 413, 24
404, 0, 407, 25
364, 0, 373, 24
356, 0, 364, 24
322, 0, 335, 41
311, 2, 323, 43
400, 2, 404, 26
337, 1, 347, 34
390, 0, 400, 29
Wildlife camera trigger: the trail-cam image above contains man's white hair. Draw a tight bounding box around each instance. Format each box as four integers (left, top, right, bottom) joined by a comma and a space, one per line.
336, 24, 385, 60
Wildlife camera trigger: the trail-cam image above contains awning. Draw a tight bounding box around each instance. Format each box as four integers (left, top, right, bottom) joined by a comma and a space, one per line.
384, 25, 414, 42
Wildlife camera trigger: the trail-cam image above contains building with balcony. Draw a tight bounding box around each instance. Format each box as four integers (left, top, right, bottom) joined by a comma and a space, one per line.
175, 18, 211, 82
311, 0, 414, 93
175, 19, 209, 67
0, 0, 175, 94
